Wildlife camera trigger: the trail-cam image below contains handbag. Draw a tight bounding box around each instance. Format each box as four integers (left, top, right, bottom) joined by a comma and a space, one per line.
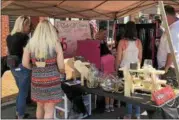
152, 85, 176, 106
6, 41, 20, 68
7, 55, 20, 68
161, 68, 178, 87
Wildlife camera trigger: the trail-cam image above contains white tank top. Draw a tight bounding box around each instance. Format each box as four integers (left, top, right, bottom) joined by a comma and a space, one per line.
120, 41, 139, 68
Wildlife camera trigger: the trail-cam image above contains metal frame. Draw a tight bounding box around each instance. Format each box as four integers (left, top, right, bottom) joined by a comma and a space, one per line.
3, 1, 179, 20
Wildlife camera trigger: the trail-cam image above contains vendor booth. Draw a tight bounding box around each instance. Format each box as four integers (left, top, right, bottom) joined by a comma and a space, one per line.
2, 0, 179, 119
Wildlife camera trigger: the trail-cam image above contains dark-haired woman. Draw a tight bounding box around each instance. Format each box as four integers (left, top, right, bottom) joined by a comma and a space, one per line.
116, 21, 143, 119
95, 26, 115, 112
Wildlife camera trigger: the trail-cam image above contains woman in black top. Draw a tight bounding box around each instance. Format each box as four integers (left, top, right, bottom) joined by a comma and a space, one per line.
95, 26, 111, 56
6, 16, 31, 119
95, 25, 116, 112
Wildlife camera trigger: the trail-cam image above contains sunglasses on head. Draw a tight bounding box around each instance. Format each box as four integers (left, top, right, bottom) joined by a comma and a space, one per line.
20, 15, 29, 24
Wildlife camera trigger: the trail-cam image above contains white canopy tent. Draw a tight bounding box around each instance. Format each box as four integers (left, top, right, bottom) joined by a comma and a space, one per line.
2, 1, 179, 20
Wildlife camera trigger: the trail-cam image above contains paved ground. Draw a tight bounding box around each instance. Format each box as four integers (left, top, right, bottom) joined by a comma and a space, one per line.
1, 103, 36, 119
1, 70, 18, 103
1, 103, 148, 119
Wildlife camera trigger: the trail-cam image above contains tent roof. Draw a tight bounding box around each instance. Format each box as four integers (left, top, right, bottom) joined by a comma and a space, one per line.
2, 1, 179, 20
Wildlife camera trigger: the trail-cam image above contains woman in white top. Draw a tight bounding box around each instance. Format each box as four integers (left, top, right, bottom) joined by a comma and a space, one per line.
116, 21, 143, 119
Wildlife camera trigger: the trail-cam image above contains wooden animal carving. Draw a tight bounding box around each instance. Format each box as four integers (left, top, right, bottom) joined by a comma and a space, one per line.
74, 60, 90, 86
64, 58, 80, 80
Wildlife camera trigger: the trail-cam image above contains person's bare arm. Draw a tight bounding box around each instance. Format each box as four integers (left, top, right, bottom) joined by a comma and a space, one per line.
138, 40, 143, 63
56, 42, 65, 73
165, 53, 172, 72
22, 48, 31, 69
164, 30, 178, 73
164, 37, 173, 73
116, 41, 123, 70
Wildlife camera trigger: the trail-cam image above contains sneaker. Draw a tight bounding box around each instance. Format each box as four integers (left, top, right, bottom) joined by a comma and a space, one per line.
110, 106, 114, 112
123, 115, 131, 119
16, 113, 30, 119
105, 107, 110, 112
110, 107, 114, 112
78, 113, 88, 119
69, 110, 79, 119
69, 110, 88, 119
134, 116, 140, 119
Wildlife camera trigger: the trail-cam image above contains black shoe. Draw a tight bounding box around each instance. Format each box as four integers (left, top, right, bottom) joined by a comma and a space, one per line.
16, 113, 30, 119
28, 116, 36, 119
27, 102, 36, 107
133, 116, 140, 119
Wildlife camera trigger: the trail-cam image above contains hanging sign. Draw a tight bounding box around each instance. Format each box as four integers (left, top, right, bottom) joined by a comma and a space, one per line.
55, 20, 91, 58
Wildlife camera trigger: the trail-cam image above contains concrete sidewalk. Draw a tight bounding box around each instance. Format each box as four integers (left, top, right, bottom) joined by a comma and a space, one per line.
1, 70, 18, 104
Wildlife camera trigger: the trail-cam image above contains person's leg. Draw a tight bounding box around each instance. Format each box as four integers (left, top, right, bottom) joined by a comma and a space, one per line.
16, 95, 19, 117
16, 65, 31, 118
105, 97, 110, 112
109, 99, 114, 112
26, 81, 32, 105
134, 105, 141, 119
96, 96, 105, 112
73, 96, 87, 115
36, 102, 44, 119
117, 70, 124, 108
11, 69, 20, 117
124, 104, 132, 119
61, 83, 87, 114
44, 103, 56, 119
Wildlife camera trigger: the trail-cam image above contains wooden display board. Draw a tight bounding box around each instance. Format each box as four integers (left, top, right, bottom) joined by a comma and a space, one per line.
55, 20, 91, 58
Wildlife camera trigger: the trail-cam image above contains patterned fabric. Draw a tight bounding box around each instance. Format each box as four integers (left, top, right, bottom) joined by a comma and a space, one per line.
31, 53, 63, 103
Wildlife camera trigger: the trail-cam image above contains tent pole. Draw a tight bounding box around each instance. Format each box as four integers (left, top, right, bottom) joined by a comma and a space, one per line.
159, 1, 179, 84
107, 20, 109, 41
113, 13, 117, 38
54, 18, 56, 25
113, 15, 117, 46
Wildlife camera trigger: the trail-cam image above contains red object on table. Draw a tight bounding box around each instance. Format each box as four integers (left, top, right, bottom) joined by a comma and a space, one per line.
101, 54, 115, 75
152, 86, 176, 106
76, 40, 101, 69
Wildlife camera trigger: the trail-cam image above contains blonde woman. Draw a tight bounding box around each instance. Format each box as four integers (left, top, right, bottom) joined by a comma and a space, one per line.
22, 20, 65, 119
6, 16, 31, 119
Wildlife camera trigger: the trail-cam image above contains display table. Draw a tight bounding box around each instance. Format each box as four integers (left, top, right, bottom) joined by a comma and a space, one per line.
61, 81, 179, 119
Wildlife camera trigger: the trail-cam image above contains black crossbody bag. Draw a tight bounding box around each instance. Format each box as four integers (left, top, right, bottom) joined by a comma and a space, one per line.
6, 41, 20, 68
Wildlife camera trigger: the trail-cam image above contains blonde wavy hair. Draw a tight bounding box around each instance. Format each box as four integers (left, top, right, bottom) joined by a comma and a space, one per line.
26, 20, 58, 59
11, 16, 30, 35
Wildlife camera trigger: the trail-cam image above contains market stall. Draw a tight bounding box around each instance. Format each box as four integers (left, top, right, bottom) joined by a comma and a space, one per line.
61, 82, 179, 119
2, 0, 179, 119
60, 53, 179, 118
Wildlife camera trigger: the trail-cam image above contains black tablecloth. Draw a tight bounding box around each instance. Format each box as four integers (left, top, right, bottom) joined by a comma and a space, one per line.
62, 81, 179, 119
